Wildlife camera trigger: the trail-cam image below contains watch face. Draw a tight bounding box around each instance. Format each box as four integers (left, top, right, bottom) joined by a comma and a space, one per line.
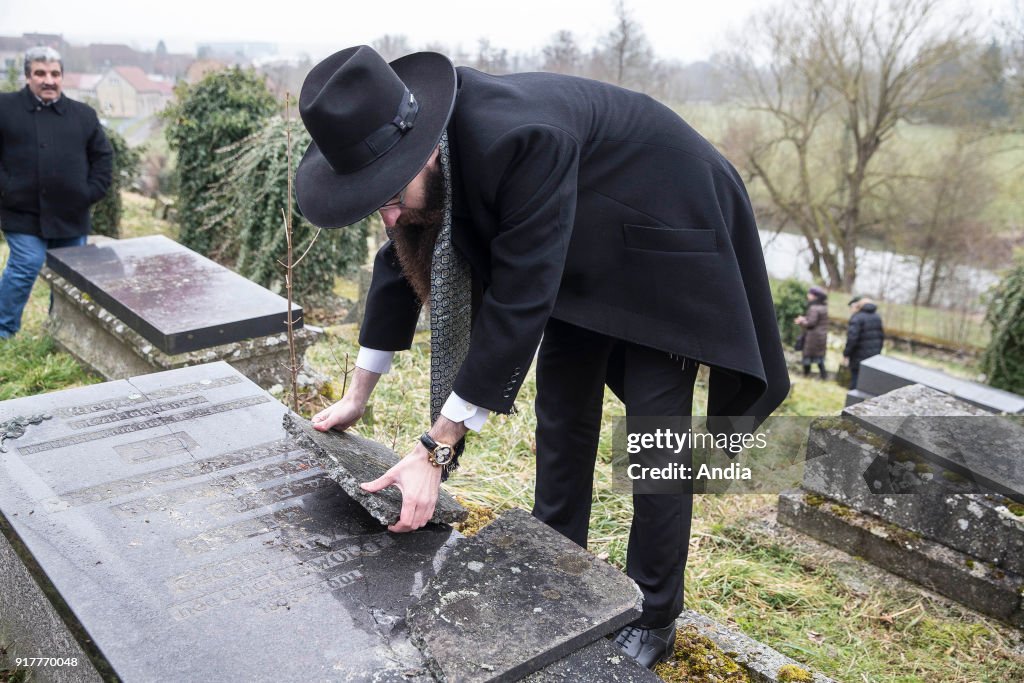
432, 445, 454, 465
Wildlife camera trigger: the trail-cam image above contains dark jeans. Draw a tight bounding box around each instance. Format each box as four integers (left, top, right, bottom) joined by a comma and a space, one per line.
532, 317, 698, 628
0, 232, 87, 338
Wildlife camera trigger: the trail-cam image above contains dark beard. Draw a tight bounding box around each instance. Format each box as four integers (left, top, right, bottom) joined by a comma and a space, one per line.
390, 165, 445, 307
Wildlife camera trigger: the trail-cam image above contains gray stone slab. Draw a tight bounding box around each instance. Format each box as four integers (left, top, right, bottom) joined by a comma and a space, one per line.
676, 610, 837, 683
778, 491, 1024, 627
842, 385, 1024, 502
0, 362, 458, 682
43, 269, 322, 391
282, 412, 467, 528
523, 637, 660, 683
408, 508, 643, 682
857, 356, 1024, 414
803, 416, 1024, 574
46, 236, 302, 354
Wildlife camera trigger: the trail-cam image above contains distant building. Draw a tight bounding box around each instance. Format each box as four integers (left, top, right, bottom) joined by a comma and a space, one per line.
94, 66, 174, 118
62, 72, 103, 103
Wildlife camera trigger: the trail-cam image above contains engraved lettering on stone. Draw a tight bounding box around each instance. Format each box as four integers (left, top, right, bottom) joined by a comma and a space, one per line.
112, 432, 199, 464
109, 459, 322, 518
54, 375, 242, 418
67, 396, 209, 430
205, 475, 328, 516
60, 439, 296, 506
19, 396, 270, 454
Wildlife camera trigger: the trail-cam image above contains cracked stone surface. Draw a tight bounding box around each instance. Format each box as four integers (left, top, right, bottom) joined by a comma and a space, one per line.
46, 236, 303, 354
0, 363, 457, 681
407, 508, 643, 682
282, 413, 467, 527
841, 384, 1024, 502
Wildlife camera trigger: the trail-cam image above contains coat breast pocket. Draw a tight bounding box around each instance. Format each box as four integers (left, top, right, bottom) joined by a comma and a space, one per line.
622, 224, 717, 253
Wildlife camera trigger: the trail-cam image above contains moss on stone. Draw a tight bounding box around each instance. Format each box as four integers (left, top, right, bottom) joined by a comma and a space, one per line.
451, 498, 498, 537
941, 470, 967, 483
654, 625, 751, 682
965, 558, 975, 568
805, 494, 826, 507
1007, 502, 1024, 517
778, 663, 815, 682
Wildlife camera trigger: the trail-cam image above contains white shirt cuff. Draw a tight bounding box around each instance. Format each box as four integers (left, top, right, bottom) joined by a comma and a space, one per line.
441, 391, 490, 432
355, 347, 394, 374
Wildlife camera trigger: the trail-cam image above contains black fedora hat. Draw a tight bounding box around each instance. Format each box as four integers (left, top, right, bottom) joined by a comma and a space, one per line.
295, 45, 456, 228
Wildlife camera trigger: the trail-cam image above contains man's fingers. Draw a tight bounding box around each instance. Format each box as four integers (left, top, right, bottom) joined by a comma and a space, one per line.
389, 497, 421, 533
360, 473, 396, 493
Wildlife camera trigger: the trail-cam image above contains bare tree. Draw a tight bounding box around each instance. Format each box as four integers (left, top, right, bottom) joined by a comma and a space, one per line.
542, 30, 583, 75
723, 0, 972, 291
592, 0, 655, 90
473, 38, 511, 74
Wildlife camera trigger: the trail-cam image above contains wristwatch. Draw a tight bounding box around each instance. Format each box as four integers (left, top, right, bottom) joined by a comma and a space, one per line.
419, 432, 455, 468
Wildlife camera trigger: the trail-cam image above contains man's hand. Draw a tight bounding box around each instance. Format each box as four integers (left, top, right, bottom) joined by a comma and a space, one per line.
361, 444, 444, 532
841, 356, 850, 367
311, 367, 382, 432
361, 416, 469, 533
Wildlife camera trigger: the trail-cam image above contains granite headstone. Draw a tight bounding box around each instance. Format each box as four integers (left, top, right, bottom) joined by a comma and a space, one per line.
46, 236, 302, 355
0, 363, 457, 682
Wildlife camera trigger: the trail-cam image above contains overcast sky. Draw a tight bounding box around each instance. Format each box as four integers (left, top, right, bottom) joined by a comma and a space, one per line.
0, 0, 1014, 65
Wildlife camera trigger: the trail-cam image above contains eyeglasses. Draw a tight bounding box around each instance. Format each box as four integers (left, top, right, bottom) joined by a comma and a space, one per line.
379, 185, 408, 211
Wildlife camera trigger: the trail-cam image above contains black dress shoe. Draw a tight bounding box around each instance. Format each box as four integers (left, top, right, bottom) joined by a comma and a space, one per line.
612, 622, 677, 669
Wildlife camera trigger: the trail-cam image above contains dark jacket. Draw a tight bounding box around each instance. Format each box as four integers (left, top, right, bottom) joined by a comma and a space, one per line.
362, 68, 789, 420
0, 86, 113, 239
844, 303, 884, 365
799, 301, 829, 359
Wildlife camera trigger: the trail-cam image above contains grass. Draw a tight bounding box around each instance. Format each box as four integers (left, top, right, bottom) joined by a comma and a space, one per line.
3, 193, 1023, 682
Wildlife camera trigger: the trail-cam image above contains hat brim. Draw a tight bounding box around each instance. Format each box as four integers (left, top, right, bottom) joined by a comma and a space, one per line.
295, 51, 457, 228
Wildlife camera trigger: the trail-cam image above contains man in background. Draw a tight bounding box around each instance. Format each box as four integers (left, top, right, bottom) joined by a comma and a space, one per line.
843, 296, 885, 390
0, 46, 112, 339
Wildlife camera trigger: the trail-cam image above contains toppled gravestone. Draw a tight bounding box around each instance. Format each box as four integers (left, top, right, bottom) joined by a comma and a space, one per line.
780, 384, 1024, 626
282, 412, 467, 527
407, 508, 644, 682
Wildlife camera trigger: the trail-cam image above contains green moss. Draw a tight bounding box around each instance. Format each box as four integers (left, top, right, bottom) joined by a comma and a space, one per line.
805, 494, 826, 507
654, 626, 750, 682
914, 462, 934, 474
965, 559, 975, 568
1007, 503, 1024, 516
778, 664, 815, 682
942, 470, 967, 483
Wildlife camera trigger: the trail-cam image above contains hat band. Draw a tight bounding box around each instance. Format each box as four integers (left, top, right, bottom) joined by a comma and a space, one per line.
328, 88, 419, 174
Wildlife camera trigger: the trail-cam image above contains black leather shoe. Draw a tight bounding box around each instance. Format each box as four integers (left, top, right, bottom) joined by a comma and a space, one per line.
612, 622, 677, 669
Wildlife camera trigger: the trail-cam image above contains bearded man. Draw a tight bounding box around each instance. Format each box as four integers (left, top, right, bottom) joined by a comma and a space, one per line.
296, 46, 789, 668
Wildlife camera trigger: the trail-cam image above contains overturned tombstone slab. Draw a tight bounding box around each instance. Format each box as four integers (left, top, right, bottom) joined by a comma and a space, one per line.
783, 384, 1024, 625
408, 508, 643, 682
849, 355, 1024, 414
282, 412, 467, 527
42, 236, 321, 390
0, 362, 458, 682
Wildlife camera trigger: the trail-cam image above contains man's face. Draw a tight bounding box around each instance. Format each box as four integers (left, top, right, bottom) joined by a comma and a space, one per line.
27, 60, 62, 101
377, 146, 441, 229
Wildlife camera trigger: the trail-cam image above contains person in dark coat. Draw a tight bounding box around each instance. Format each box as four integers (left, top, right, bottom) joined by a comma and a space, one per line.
844, 296, 885, 390
0, 47, 112, 339
795, 286, 829, 379
296, 47, 789, 668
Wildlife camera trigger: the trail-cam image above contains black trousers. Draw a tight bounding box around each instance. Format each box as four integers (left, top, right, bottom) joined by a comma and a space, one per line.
532, 317, 698, 628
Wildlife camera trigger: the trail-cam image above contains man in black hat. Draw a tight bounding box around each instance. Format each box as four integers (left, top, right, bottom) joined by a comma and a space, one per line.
298, 46, 789, 668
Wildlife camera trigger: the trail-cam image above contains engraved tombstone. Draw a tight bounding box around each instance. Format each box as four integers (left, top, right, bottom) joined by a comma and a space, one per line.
0, 362, 457, 682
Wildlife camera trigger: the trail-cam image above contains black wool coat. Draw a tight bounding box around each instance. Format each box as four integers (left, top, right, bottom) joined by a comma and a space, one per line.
844, 303, 884, 366
362, 68, 790, 421
0, 86, 113, 239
